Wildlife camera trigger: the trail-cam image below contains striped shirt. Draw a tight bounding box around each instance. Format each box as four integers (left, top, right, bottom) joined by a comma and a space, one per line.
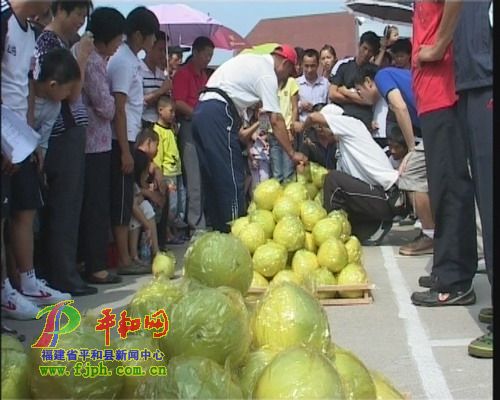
140, 60, 167, 123
34, 30, 88, 135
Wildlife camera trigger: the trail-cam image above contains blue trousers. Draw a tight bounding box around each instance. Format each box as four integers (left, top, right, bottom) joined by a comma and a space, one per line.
191, 100, 245, 233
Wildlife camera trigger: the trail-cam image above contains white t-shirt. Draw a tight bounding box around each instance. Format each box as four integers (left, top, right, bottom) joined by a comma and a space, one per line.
372, 97, 388, 138
321, 104, 398, 191
140, 60, 167, 123
1, 1, 36, 121
34, 97, 61, 149
199, 53, 281, 115
107, 43, 144, 142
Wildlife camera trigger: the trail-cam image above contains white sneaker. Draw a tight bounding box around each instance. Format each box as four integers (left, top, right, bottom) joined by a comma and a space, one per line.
1, 289, 40, 320
20, 279, 71, 306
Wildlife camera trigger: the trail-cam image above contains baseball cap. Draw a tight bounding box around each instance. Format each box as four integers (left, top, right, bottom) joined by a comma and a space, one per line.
272, 44, 298, 65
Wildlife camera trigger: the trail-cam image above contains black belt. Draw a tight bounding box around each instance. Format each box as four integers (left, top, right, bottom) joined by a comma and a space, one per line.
200, 87, 242, 129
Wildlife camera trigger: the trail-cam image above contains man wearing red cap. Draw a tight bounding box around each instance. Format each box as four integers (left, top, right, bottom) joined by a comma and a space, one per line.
192, 44, 308, 232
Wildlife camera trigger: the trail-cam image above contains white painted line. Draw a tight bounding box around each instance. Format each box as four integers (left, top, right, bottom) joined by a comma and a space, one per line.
381, 246, 453, 400
430, 338, 476, 348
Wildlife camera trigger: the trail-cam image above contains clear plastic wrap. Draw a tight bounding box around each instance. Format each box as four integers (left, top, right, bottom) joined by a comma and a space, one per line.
250, 271, 269, 289
252, 241, 287, 279
253, 346, 345, 399
291, 249, 320, 278
248, 210, 275, 239
283, 182, 309, 203
127, 276, 188, 318
317, 237, 349, 273
330, 347, 376, 400
238, 348, 276, 399
117, 333, 158, 399
161, 286, 250, 368
230, 216, 250, 236
312, 218, 343, 246
270, 270, 303, 286
30, 316, 124, 399
236, 222, 266, 254
300, 200, 327, 231
2, 334, 30, 399
183, 231, 253, 295
251, 282, 330, 352
303, 267, 338, 299
165, 356, 243, 399
253, 178, 283, 211
304, 232, 318, 253
337, 264, 368, 298
370, 370, 406, 400
314, 188, 324, 205
344, 235, 363, 264
272, 196, 301, 222
328, 210, 352, 242
310, 162, 329, 189
272, 216, 306, 252
151, 251, 176, 279
305, 182, 319, 200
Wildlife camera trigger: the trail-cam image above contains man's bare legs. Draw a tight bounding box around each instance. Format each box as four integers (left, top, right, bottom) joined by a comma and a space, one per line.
413, 192, 434, 232
113, 225, 132, 268
399, 191, 435, 256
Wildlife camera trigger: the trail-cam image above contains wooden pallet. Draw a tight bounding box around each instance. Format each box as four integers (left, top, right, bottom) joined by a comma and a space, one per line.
247, 283, 375, 306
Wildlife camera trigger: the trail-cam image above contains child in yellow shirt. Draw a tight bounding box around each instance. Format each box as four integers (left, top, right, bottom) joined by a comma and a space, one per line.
152, 96, 186, 244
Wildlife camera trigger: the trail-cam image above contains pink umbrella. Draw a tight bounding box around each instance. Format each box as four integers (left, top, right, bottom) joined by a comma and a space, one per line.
148, 3, 249, 50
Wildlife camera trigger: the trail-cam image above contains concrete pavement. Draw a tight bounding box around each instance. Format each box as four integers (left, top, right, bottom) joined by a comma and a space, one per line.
5, 225, 493, 399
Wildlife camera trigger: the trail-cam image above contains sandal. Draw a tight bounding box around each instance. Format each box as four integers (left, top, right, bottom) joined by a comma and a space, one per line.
117, 261, 151, 276
86, 271, 123, 284
468, 331, 493, 358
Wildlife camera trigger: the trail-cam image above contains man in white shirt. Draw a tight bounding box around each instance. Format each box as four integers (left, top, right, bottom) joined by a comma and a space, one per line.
107, 6, 159, 275
302, 104, 407, 245
296, 49, 330, 122
192, 44, 308, 232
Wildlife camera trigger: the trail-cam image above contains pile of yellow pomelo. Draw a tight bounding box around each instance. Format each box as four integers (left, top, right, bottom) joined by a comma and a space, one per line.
231, 163, 369, 299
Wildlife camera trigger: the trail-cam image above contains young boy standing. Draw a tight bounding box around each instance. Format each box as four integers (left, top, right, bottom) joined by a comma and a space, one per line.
107, 7, 159, 275
152, 96, 186, 244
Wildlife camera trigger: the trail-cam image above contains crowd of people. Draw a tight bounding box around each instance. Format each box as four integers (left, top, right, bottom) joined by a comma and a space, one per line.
0, 1, 492, 358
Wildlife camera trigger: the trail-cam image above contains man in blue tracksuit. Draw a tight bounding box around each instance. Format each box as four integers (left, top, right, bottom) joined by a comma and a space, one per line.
191, 44, 308, 232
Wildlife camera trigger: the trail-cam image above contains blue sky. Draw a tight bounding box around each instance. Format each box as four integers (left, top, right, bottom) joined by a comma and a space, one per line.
93, 1, 412, 64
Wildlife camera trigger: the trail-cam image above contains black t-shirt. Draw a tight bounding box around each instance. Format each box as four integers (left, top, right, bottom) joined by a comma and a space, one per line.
299, 129, 337, 170
330, 60, 374, 130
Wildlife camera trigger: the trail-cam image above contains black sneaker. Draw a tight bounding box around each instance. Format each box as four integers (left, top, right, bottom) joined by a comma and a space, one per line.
418, 275, 434, 288
361, 220, 392, 246
411, 286, 476, 307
